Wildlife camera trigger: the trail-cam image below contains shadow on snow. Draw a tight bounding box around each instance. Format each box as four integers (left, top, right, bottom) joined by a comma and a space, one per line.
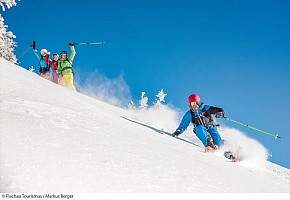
120, 116, 200, 148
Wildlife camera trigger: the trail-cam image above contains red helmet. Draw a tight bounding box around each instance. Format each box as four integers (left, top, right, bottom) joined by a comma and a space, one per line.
188, 94, 200, 103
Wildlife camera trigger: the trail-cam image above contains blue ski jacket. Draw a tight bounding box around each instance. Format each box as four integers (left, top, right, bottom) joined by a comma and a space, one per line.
33, 49, 48, 68
176, 102, 223, 134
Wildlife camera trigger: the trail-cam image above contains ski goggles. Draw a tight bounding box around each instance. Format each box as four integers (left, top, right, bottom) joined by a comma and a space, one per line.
189, 102, 199, 107
60, 51, 67, 55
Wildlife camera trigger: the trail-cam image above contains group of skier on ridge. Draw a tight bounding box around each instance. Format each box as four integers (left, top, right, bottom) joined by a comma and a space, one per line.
32, 41, 76, 91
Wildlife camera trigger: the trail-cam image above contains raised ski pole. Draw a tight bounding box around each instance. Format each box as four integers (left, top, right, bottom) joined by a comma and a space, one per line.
224, 117, 281, 139
18, 41, 35, 60
72, 42, 105, 45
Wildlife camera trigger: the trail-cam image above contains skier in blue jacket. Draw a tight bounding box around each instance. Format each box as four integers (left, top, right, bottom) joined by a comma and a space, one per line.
173, 94, 225, 151
32, 41, 50, 80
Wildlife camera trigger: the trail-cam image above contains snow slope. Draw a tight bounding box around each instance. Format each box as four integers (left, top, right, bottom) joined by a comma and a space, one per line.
0, 57, 289, 193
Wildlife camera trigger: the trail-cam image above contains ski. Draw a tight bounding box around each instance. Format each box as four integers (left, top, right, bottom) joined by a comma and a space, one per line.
204, 147, 240, 162
224, 151, 240, 162
204, 146, 214, 153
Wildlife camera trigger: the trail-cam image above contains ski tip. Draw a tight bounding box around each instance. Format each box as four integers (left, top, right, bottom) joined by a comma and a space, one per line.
231, 158, 240, 162
204, 146, 213, 153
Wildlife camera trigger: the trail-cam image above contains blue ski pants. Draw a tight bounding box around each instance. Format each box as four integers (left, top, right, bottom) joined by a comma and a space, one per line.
195, 125, 222, 147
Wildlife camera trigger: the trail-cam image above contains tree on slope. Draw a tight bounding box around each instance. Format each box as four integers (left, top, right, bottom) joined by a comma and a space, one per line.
139, 92, 148, 110
154, 89, 167, 109
0, 0, 17, 63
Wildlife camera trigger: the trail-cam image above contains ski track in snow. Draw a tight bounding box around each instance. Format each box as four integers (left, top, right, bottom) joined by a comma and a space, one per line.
0, 58, 290, 193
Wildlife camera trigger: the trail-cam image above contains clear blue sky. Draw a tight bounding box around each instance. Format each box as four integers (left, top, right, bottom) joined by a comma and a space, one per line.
3, 0, 290, 168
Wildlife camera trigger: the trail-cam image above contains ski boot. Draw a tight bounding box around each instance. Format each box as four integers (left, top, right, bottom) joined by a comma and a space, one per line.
224, 151, 239, 162
204, 135, 218, 153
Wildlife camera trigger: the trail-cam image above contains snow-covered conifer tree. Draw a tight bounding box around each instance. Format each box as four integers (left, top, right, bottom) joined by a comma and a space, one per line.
0, 0, 17, 11
0, 0, 17, 63
29, 66, 35, 73
139, 92, 148, 110
153, 89, 167, 108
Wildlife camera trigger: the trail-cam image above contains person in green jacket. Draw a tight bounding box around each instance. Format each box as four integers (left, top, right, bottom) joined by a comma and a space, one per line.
57, 43, 76, 91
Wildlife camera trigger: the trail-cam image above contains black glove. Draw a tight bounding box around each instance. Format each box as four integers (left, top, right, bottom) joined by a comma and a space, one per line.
68, 42, 74, 46
215, 111, 225, 118
32, 41, 36, 49
172, 130, 180, 137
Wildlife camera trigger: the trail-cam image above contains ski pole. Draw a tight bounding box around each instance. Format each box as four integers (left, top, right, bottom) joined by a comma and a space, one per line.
224, 117, 281, 139
18, 42, 35, 60
72, 42, 105, 46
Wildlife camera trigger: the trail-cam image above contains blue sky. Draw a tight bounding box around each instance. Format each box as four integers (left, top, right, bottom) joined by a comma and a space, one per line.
3, 0, 290, 168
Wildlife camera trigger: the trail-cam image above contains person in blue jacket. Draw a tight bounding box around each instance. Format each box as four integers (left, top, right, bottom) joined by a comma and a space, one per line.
32, 41, 50, 80
173, 94, 225, 151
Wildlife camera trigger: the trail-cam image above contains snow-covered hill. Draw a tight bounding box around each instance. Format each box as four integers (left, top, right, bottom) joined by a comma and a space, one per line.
0, 57, 289, 194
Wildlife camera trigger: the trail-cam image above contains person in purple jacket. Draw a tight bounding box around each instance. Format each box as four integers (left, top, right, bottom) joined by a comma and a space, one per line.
173, 94, 225, 152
